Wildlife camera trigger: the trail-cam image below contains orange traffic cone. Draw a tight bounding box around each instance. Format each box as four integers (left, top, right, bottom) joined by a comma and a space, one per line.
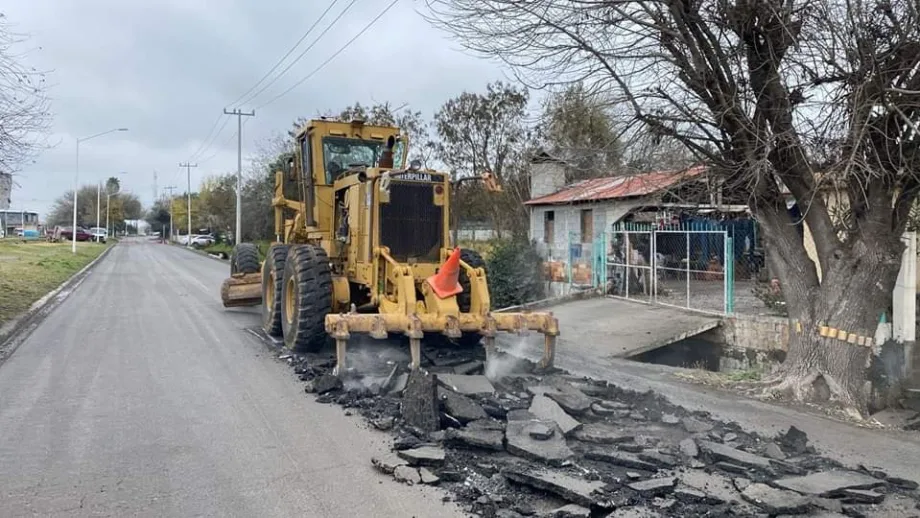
426, 247, 464, 298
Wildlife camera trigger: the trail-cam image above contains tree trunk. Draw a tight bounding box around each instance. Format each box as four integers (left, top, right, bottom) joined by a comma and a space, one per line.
766, 238, 903, 416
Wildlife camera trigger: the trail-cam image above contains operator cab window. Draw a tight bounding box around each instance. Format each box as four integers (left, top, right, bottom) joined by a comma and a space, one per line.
322, 137, 383, 184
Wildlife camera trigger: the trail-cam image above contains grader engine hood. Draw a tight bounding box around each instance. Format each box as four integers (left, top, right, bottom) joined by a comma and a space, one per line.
378, 171, 447, 264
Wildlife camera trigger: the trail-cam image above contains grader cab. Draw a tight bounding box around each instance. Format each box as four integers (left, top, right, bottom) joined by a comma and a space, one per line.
220, 118, 559, 375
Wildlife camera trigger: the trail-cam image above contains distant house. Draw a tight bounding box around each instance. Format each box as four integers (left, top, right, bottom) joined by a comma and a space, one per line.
0, 209, 40, 238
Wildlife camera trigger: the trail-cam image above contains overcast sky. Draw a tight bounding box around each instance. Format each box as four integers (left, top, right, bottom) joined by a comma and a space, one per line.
4, 0, 511, 218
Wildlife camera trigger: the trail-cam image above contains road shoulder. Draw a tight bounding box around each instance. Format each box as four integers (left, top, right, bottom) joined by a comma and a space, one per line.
0, 243, 114, 366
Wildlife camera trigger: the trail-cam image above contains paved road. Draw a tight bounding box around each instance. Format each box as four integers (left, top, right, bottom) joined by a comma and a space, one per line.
0, 240, 463, 518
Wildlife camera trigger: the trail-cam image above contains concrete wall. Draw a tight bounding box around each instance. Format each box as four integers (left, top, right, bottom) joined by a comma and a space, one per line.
530, 161, 566, 200
530, 202, 616, 252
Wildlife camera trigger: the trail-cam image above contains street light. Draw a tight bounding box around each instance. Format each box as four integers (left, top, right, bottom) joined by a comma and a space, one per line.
72, 127, 128, 253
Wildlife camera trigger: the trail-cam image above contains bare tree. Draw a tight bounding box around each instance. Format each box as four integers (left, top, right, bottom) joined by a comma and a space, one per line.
0, 14, 51, 174
426, 0, 920, 416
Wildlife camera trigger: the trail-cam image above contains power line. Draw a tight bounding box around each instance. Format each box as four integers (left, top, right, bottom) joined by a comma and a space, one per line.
227, 0, 342, 108
187, 113, 229, 162
190, 115, 232, 163
224, 108, 256, 245
239, 0, 360, 107
256, 0, 400, 111
178, 162, 198, 245
198, 118, 252, 165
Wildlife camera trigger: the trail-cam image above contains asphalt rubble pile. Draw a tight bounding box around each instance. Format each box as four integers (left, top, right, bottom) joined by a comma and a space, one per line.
285, 343, 920, 518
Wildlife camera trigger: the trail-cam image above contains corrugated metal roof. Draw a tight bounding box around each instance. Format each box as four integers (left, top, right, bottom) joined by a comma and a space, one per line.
525, 165, 706, 205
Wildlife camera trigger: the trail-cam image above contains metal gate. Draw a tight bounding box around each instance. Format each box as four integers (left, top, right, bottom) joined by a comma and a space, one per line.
606, 225, 733, 315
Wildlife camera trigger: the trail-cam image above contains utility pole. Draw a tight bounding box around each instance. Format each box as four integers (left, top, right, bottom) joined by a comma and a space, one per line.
178, 162, 197, 246
163, 185, 177, 241
153, 170, 158, 202
223, 108, 255, 245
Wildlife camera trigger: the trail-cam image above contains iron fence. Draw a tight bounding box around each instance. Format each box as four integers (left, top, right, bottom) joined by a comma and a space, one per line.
604, 221, 736, 315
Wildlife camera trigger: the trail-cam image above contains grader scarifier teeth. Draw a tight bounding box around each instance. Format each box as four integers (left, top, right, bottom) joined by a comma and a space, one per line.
324, 311, 559, 375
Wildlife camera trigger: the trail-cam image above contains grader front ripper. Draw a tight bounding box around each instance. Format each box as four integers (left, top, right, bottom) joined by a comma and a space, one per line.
221, 118, 558, 376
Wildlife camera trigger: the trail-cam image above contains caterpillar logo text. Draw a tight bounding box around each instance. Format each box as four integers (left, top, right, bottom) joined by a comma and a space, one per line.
394, 172, 436, 182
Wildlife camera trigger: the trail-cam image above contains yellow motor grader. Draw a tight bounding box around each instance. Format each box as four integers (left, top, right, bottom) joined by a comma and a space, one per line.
220, 118, 559, 375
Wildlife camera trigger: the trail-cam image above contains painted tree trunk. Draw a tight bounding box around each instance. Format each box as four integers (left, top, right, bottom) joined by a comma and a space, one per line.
760, 204, 904, 414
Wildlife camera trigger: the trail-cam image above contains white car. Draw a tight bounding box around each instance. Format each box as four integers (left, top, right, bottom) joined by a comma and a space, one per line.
88, 227, 107, 243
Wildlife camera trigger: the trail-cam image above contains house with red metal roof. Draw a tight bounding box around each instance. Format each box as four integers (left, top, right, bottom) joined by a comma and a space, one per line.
525, 151, 756, 294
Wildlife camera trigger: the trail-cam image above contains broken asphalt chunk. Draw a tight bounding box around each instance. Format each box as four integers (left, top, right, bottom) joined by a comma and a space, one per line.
396, 446, 446, 467
401, 371, 440, 432
584, 450, 658, 471
439, 388, 488, 424
841, 488, 884, 504
529, 395, 581, 436
418, 467, 440, 485
546, 387, 594, 416
310, 373, 343, 394
741, 483, 811, 514
444, 427, 504, 451
679, 438, 699, 458
773, 470, 884, 496
886, 476, 919, 490
453, 360, 483, 375
681, 417, 714, 434
393, 465, 421, 485
638, 450, 679, 468
572, 423, 633, 445
528, 423, 555, 440
371, 453, 407, 474
437, 374, 495, 397
371, 416, 395, 431
777, 425, 809, 455
763, 442, 786, 460
547, 504, 591, 517
505, 420, 573, 466
699, 440, 772, 471
503, 469, 605, 508
661, 413, 680, 425
627, 477, 677, 497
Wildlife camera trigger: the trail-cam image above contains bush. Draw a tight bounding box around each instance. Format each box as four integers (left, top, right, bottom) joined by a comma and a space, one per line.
486, 238, 545, 309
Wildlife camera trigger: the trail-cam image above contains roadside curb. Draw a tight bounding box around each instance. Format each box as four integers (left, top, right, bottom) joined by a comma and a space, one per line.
495, 287, 603, 313
170, 242, 230, 264
0, 244, 115, 367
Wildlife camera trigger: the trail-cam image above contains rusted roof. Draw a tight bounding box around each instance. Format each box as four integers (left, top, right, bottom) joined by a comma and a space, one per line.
525, 165, 706, 205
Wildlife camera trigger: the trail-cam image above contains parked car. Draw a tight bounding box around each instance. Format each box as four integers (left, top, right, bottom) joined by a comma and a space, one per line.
55, 226, 93, 242
88, 227, 107, 243
189, 234, 215, 247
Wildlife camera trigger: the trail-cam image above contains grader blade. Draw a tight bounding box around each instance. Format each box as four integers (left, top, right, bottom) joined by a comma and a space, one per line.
324, 311, 559, 376
220, 272, 263, 308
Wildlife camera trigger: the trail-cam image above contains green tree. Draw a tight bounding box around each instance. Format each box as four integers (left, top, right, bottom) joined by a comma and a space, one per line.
316, 101, 435, 167
145, 198, 171, 234
540, 83, 621, 180
486, 238, 545, 309
434, 81, 532, 236
199, 173, 237, 234
47, 185, 100, 226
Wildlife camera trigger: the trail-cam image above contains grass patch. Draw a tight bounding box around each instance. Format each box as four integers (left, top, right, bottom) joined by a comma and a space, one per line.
674, 365, 765, 387
0, 240, 109, 326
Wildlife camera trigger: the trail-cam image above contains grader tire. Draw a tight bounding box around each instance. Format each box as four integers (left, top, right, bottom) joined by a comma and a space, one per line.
231, 242, 260, 274
281, 244, 332, 352
261, 244, 290, 337
454, 248, 488, 348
